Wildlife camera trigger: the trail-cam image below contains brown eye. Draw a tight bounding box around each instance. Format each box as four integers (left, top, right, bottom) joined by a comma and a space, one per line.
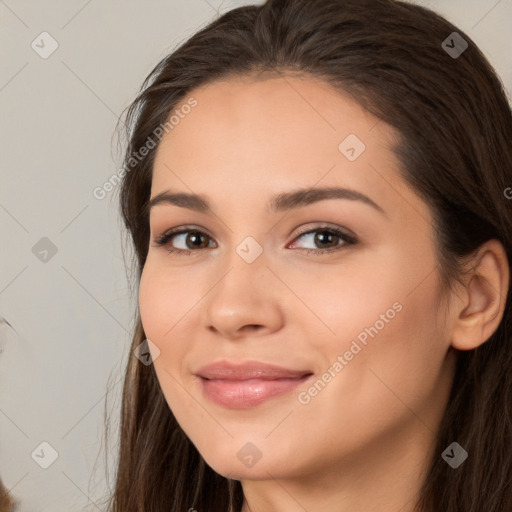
153, 227, 216, 255
290, 225, 357, 254
183, 231, 210, 249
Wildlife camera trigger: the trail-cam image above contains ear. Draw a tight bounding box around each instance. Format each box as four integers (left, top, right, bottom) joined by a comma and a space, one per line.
451, 239, 510, 351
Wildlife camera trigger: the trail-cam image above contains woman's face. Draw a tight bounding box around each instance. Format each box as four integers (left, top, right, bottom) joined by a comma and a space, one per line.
139, 74, 457, 482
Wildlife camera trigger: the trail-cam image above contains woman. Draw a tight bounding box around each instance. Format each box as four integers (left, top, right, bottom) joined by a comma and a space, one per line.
106, 0, 512, 510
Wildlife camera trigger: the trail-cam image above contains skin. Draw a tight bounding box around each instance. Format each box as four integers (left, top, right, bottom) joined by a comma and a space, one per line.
138, 73, 509, 512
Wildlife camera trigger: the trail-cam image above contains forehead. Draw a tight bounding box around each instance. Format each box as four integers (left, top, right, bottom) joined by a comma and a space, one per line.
150, 73, 425, 223
165, 73, 385, 152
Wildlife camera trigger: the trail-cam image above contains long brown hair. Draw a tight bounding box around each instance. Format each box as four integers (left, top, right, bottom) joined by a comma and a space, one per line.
104, 0, 512, 510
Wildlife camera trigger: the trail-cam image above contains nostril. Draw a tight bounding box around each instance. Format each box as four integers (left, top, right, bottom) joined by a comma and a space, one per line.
246, 324, 263, 331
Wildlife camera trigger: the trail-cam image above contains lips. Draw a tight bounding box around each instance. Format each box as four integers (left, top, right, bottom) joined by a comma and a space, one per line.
196, 361, 312, 380
195, 361, 314, 408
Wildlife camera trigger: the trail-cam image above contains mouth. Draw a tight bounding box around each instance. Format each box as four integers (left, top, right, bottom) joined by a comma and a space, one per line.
198, 375, 314, 408
195, 361, 314, 409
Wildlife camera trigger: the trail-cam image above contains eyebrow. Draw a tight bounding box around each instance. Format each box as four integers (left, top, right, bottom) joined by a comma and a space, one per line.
147, 186, 386, 216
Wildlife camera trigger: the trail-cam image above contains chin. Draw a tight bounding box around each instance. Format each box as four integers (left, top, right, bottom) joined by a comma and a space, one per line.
206, 460, 274, 481
198, 442, 295, 481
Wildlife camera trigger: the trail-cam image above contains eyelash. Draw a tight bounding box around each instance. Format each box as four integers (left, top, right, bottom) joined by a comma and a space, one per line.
152, 224, 357, 256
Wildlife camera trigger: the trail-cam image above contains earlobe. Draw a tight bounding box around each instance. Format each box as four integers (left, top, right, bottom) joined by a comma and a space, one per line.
450, 239, 509, 351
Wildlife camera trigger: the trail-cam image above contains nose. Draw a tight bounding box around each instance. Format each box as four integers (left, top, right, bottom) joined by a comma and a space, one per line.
201, 250, 284, 340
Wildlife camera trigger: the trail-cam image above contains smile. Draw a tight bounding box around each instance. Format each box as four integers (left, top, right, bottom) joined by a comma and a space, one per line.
199, 375, 314, 408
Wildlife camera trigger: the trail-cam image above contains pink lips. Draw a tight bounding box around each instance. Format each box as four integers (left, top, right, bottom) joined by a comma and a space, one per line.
196, 361, 314, 409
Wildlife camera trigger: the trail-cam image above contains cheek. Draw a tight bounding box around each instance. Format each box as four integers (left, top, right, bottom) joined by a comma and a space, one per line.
288, 273, 448, 464
298, 245, 448, 414
282, 264, 405, 353
138, 266, 164, 343
138, 265, 189, 400
138, 262, 196, 347
284, 235, 438, 346
138, 264, 196, 413
323, 268, 448, 418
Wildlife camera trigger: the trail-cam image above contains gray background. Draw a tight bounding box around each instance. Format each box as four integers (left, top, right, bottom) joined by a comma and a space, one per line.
0, 0, 511, 510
